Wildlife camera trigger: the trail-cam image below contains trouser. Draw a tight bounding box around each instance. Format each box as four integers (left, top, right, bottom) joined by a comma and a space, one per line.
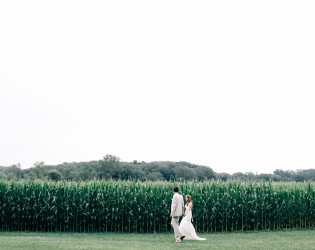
171, 216, 183, 241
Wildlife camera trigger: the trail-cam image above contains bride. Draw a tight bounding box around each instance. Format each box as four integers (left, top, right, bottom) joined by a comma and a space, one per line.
179, 195, 206, 240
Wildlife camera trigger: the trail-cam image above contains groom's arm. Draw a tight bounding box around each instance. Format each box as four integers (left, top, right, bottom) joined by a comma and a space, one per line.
170, 195, 178, 217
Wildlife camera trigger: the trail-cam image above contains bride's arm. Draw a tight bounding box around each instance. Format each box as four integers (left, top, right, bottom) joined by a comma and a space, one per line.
184, 202, 193, 216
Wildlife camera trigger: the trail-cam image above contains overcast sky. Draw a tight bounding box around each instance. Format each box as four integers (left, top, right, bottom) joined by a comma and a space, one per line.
1, 1, 315, 174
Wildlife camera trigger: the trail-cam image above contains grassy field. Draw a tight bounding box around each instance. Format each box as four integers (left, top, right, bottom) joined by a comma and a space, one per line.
0, 230, 314, 250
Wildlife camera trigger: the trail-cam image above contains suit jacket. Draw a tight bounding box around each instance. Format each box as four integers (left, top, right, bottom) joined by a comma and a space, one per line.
171, 192, 184, 217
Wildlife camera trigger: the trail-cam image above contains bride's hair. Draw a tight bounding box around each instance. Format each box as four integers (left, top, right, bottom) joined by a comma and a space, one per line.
185, 195, 191, 204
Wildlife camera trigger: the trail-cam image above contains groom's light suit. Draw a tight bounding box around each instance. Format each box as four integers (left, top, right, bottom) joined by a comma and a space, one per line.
170, 192, 185, 241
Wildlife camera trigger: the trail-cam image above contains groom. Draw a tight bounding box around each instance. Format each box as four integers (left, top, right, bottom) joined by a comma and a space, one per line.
170, 187, 185, 243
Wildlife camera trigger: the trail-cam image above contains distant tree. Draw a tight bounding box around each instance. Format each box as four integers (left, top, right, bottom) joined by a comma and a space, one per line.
200, 166, 216, 180
80, 166, 98, 181
298, 169, 315, 181
99, 155, 122, 180
232, 172, 247, 181
256, 173, 273, 181
48, 170, 63, 181
3, 155, 315, 182
160, 164, 176, 181
29, 161, 45, 180
174, 165, 196, 181
7, 173, 15, 181
273, 169, 295, 181
6, 164, 23, 180
55, 163, 80, 181
217, 173, 231, 181
294, 171, 307, 182
120, 163, 145, 180
245, 172, 255, 180
272, 175, 281, 182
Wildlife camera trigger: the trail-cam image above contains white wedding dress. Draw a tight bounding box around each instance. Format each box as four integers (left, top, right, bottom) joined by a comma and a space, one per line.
179, 204, 206, 240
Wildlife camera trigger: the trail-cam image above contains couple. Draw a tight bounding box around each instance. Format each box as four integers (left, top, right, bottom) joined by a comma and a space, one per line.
170, 187, 206, 243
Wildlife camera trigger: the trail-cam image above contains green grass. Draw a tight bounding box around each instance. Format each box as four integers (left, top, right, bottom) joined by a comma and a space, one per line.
0, 230, 314, 249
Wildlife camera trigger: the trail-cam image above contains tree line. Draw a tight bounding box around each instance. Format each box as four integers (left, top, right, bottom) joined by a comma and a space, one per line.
0, 155, 315, 182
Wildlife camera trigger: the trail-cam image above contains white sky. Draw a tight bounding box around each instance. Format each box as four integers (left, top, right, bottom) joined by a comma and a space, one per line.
1, 1, 315, 174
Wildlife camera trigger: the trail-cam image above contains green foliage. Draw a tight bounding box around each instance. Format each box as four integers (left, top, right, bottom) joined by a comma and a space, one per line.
18, 156, 216, 182
48, 170, 63, 181
219, 169, 315, 182
29, 162, 45, 180
99, 155, 122, 180
2, 164, 23, 180
6, 173, 15, 181
1, 156, 315, 182
0, 172, 6, 180
0, 180, 314, 233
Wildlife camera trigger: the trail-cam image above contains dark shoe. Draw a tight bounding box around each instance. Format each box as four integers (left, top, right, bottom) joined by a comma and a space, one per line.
180, 236, 185, 240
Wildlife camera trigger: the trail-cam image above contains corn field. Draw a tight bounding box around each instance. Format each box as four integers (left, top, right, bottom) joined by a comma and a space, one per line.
0, 180, 314, 232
